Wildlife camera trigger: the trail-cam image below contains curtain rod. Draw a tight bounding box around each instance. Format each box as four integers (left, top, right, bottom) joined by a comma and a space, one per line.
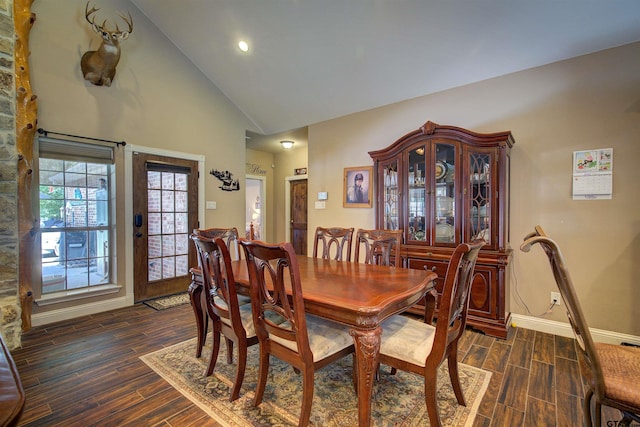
37, 128, 126, 147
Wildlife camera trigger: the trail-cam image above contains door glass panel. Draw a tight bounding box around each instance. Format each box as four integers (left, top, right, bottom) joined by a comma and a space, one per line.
435, 143, 456, 243
176, 255, 189, 276
162, 190, 174, 211
147, 171, 189, 281
148, 171, 161, 189
148, 235, 161, 258
162, 212, 175, 234
470, 153, 491, 244
175, 212, 188, 233
383, 160, 399, 229
408, 146, 426, 241
148, 259, 161, 281
175, 191, 188, 212
148, 213, 161, 234
148, 189, 161, 211
175, 233, 189, 254
162, 235, 175, 256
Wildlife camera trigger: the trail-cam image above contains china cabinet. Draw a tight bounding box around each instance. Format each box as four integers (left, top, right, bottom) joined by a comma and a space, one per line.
369, 121, 514, 338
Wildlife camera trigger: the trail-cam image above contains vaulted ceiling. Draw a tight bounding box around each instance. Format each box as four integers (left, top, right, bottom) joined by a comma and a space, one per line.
131, 0, 640, 151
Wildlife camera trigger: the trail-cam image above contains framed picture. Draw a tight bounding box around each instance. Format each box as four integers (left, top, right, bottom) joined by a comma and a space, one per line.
295, 167, 307, 175
343, 166, 373, 208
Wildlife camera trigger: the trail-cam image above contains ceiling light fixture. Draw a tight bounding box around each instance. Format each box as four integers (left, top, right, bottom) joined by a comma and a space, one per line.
281, 140, 294, 149
238, 40, 249, 52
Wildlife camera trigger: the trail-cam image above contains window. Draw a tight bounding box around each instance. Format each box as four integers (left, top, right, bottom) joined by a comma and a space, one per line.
38, 137, 114, 295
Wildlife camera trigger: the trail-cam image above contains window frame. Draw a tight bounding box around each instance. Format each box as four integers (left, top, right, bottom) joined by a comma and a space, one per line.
35, 136, 120, 305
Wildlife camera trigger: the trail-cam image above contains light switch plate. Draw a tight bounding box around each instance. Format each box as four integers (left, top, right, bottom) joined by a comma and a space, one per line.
206, 201, 217, 209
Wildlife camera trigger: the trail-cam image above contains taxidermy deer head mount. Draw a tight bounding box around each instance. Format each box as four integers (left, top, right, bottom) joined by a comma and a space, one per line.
80, 2, 133, 87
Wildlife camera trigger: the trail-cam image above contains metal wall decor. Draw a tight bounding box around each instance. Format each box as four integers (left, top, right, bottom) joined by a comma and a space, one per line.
210, 169, 240, 191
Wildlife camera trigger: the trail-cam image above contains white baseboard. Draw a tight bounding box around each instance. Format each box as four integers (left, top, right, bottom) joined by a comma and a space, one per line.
510, 314, 640, 346
31, 296, 133, 327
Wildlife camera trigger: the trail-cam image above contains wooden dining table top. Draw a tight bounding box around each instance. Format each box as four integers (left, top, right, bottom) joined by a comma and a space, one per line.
229, 255, 437, 329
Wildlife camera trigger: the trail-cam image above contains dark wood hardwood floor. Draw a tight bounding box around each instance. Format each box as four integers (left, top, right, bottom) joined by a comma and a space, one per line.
11, 303, 625, 426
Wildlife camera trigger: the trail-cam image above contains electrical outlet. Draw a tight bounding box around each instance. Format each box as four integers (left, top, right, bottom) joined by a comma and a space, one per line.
551, 291, 561, 305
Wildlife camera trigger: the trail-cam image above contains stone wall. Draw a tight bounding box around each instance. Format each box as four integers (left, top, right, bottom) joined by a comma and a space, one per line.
0, 0, 21, 349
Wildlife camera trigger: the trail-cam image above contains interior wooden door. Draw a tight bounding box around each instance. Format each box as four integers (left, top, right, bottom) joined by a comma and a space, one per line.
132, 152, 198, 301
290, 179, 307, 255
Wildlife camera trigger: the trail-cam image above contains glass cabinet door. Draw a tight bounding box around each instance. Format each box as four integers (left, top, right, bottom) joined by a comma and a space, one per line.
382, 160, 399, 230
434, 143, 456, 244
407, 146, 426, 241
468, 151, 491, 244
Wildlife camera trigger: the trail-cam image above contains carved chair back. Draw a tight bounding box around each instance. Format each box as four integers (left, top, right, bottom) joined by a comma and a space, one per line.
432, 240, 484, 359
193, 227, 240, 261
312, 226, 354, 261
354, 228, 403, 267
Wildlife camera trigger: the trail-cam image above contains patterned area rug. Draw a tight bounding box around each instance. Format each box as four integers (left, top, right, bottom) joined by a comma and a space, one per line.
143, 293, 190, 310
141, 338, 491, 426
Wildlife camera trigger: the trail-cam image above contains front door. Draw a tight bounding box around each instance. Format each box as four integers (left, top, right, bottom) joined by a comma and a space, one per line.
132, 152, 198, 301
290, 179, 307, 255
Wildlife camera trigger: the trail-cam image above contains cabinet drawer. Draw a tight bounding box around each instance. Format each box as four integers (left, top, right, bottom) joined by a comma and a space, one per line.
407, 258, 448, 294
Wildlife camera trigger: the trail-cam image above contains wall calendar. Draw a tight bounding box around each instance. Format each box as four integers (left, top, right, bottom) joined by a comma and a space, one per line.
572, 148, 613, 200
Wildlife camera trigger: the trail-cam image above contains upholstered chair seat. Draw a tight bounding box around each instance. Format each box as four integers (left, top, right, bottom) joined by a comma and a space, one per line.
268, 314, 353, 359
380, 315, 436, 367
591, 343, 640, 410
215, 299, 256, 337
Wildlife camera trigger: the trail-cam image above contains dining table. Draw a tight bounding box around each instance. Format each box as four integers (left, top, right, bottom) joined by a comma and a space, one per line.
189, 255, 437, 427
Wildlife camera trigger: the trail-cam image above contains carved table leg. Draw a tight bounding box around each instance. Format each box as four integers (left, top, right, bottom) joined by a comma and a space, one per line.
188, 272, 206, 358
350, 326, 381, 427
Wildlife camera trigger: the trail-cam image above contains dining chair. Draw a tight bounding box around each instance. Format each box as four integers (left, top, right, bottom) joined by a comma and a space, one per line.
377, 240, 485, 427
239, 239, 355, 427
521, 226, 640, 426
190, 234, 258, 402
354, 228, 403, 267
191, 227, 247, 358
312, 226, 354, 261
194, 227, 240, 261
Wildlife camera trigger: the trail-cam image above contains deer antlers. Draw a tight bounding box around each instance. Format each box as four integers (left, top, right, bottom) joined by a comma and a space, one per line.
81, 2, 134, 86
85, 2, 133, 41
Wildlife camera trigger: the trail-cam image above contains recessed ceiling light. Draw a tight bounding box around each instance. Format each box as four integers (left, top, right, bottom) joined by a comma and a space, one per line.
238, 40, 249, 52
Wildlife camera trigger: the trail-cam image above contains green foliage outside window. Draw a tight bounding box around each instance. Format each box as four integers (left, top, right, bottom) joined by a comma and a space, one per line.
39, 185, 64, 223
